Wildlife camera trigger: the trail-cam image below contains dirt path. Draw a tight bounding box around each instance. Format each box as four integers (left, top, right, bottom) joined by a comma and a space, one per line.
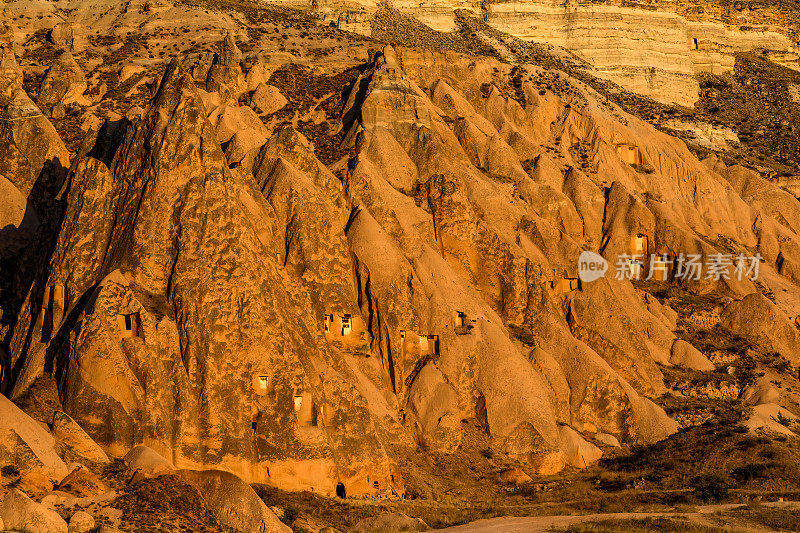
431, 502, 800, 532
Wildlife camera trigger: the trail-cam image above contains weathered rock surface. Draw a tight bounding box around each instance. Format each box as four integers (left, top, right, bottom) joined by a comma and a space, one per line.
178, 469, 291, 533
48, 22, 85, 53
0, 488, 68, 533
0, 21, 22, 105
745, 403, 797, 436
741, 376, 781, 407
0, 394, 69, 482
670, 340, 715, 371
0, 88, 70, 201
250, 83, 287, 115
720, 293, 800, 365
9, 59, 402, 498
123, 446, 175, 478
497, 467, 532, 485
38, 51, 89, 110
206, 32, 246, 102
348, 512, 429, 533
558, 425, 602, 469
67, 510, 95, 533
335, 1, 797, 107
56, 466, 107, 497
51, 411, 110, 465
2, 1, 800, 515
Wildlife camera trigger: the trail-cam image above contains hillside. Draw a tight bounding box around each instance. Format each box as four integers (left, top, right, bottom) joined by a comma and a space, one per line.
1, 0, 800, 531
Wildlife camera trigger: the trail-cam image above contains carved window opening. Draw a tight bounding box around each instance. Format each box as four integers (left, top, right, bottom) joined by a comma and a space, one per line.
631, 233, 648, 256
420, 334, 437, 357
117, 312, 142, 339
40, 284, 66, 343
294, 393, 318, 427
341, 314, 352, 336
616, 144, 642, 168
549, 278, 579, 295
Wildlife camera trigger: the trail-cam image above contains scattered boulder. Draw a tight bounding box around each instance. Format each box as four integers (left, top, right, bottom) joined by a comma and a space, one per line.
594, 433, 621, 447
496, 467, 532, 485
177, 469, 291, 533
0, 488, 68, 533
348, 512, 429, 533
56, 466, 107, 497
670, 340, 715, 371
745, 403, 797, 436
250, 83, 287, 115
0, 394, 70, 483
67, 510, 95, 533
18, 469, 55, 497
51, 411, 109, 464
558, 426, 602, 468
740, 376, 781, 406
123, 445, 175, 478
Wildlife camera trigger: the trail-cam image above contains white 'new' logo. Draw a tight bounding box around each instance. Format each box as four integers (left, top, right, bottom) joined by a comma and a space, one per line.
578, 251, 608, 283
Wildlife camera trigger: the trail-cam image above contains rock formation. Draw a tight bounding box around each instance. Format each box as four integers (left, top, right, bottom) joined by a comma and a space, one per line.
319, 0, 798, 106
38, 51, 89, 111
0, 1, 800, 529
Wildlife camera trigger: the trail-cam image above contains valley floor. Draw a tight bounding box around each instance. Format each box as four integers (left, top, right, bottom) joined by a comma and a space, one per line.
432, 502, 800, 532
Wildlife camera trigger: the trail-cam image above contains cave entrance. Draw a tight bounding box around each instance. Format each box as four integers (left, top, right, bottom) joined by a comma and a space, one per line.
336, 482, 346, 499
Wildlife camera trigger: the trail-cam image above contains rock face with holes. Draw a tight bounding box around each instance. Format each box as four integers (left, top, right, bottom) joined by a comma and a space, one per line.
4, 11, 800, 510
8, 59, 403, 499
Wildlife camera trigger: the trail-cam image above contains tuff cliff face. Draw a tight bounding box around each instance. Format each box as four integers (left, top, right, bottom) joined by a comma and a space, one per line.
315, 0, 798, 106
2, 0, 800, 530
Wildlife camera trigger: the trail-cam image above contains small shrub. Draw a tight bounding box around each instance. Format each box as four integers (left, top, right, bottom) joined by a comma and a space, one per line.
282, 506, 299, 523
773, 411, 793, 428
730, 463, 767, 483
1, 464, 20, 477
691, 474, 729, 501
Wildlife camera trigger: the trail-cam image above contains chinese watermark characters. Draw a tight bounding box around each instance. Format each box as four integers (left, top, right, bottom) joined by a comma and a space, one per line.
611, 253, 761, 281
